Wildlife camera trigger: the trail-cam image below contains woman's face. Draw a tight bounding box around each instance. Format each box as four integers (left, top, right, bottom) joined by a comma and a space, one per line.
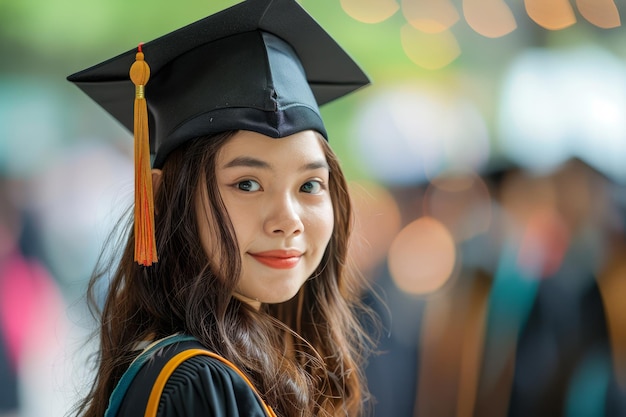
196, 130, 334, 308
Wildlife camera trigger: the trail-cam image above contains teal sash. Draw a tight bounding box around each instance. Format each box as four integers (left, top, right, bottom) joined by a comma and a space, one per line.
103, 334, 196, 417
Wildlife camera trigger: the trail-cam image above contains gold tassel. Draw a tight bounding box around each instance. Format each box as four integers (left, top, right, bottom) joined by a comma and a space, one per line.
130, 44, 157, 266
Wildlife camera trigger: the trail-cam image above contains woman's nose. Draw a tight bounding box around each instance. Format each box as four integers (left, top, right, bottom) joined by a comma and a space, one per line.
264, 194, 304, 236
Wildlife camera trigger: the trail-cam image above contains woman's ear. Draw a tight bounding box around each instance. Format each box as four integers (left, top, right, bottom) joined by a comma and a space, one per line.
152, 169, 163, 195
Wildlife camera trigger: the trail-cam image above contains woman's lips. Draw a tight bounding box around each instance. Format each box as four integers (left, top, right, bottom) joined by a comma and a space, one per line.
249, 250, 302, 269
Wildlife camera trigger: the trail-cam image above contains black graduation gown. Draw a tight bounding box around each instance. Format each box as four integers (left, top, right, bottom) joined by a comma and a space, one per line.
115, 339, 270, 417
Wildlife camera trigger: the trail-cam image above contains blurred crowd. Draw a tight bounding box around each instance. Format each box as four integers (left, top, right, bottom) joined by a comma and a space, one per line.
0, 136, 131, 416
354, 158, 626, 416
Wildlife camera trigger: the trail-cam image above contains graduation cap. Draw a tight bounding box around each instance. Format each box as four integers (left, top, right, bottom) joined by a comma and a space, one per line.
67, 0, 369, 266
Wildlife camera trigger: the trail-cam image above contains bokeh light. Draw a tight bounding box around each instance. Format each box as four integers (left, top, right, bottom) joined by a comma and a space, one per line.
388, 216, 457, 294
525, 0, 577, 30
402, 0, 460, 33
463, 0, 517, 38
352, 86, 490, 185
498, 46, 626, 183
401, 24, 461, 69
576, 0, 621, 29
340, 0, 400, 23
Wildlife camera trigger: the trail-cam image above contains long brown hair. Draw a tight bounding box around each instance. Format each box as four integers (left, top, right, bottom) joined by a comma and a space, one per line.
75, 131, 374, 417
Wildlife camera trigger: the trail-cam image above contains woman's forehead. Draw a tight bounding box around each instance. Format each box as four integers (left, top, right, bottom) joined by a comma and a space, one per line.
217, 130, 328, 169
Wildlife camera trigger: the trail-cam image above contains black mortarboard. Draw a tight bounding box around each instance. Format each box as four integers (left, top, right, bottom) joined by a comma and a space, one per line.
66, 0, 369, 266
67, 0, 369, 168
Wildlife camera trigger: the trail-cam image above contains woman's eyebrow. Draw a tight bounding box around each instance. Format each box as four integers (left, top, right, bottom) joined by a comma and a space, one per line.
223, 156, 271, 169
222, 157, 329, 172
301, 160, 330, 172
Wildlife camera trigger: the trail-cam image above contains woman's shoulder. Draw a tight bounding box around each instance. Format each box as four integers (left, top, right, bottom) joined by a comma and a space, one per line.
115, 339, 269, 417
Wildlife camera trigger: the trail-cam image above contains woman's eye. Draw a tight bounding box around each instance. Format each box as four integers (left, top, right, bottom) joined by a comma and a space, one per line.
301, 180, 322, 194
237, 179, 261, 192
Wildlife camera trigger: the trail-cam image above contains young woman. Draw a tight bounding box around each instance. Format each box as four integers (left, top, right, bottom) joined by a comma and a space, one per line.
68, 0, 374, 416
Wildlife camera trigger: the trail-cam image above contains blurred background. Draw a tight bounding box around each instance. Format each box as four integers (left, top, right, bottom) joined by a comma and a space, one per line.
0, 0, 624, 416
